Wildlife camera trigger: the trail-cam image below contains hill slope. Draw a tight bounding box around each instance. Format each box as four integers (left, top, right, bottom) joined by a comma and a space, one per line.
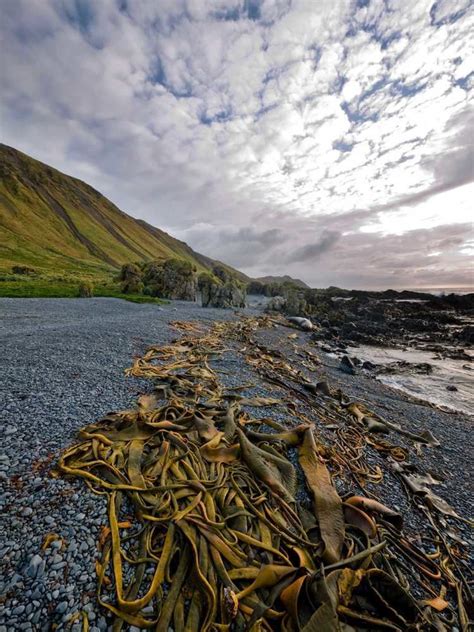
0, 144, 246, 280
256, 275, 309, 289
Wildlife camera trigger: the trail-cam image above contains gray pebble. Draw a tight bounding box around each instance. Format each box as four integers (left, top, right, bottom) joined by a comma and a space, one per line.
55, 601, 68, 614
12, 605, 25, 615
26, 554, 43, 579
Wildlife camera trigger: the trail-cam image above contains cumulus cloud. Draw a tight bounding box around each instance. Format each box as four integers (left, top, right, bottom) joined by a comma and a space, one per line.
0, 0, 473, 289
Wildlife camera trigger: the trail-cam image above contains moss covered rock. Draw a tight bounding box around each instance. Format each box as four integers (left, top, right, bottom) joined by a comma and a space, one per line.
119, 262, 144, 294
199, 273, 246, 309
265, 295, 286, 311
265, 290, 307, 315
284, 290, 308, 316
78, 281, 93, 297
143, 258, 197, 301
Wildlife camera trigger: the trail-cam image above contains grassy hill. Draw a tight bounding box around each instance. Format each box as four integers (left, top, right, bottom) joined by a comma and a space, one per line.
0, 144, 247, 296
256, 275, 309, 289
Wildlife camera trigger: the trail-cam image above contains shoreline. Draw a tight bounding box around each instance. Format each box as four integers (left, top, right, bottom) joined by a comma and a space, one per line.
341, 343, 473, 416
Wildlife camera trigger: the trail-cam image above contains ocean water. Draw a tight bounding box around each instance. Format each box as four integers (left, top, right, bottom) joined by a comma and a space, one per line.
404, 288, 473, 296
348, 345, 474, 416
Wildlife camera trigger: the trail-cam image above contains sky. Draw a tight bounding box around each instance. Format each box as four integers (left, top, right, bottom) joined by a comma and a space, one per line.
1, 0, 473, 290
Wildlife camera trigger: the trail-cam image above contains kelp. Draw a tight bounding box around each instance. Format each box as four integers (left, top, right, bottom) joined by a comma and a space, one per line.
57, 316, 472, 630
299, 429, 345, 564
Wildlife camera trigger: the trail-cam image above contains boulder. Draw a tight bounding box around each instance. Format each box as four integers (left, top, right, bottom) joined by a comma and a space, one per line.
362, 360, 377, 371
339, 355, 356, 375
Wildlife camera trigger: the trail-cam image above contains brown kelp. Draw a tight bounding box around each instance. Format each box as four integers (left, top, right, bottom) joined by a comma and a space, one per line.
57, 316, 472, 630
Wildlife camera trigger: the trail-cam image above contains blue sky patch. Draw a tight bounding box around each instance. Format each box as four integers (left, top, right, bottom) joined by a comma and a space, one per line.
333, 140, 354, 152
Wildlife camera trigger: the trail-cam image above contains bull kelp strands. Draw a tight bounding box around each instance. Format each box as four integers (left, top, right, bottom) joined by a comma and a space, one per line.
57, 316, 472, 631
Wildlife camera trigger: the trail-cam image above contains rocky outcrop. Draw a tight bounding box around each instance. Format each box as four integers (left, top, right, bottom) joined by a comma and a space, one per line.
199, 270, 246, 308
284, 290, 308, 316
266, 295, 286, 311
265, 290, 308, 316
78, 281, 93, 297
456, 325, 474, 344
143, 259, 197, 301
119, 263, 144, 294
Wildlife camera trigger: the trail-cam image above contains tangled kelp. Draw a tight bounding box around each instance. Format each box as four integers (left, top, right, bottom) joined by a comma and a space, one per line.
57, 316, 472, 631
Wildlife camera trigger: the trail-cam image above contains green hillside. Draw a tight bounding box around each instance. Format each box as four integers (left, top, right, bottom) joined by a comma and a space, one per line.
0, 144, 246, 284
256, 275, 309, 289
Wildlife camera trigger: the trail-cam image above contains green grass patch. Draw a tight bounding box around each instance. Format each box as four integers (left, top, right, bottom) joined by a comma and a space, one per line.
0, 274, 167, 305
0, 279, 80, 298
109, 294, 167, 305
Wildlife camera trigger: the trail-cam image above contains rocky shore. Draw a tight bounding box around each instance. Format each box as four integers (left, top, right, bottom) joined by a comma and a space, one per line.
300, 291, 474, 417
307, 290, 474, 353
0, 298, 472, 630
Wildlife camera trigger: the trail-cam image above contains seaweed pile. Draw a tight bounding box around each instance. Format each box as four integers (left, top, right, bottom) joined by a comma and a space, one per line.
57, 317, 472, 630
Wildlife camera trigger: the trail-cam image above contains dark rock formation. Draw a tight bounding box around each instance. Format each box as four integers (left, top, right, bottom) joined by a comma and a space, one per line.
119, 263, 144, 294
199, 269, 246, 308
201, 280, 246, 309
284, 290, 308, 316
78, 281, 93, 298
143, 259, 197, 301
339, 355, 356, 375
266, 296, 286, 311
456, 325, 474, 344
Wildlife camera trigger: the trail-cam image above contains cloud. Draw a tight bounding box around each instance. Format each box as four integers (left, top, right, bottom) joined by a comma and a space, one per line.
330, 223, 474, 290
422, 107, 474, 190
0, 0, 473, 289
286, 230, 340, 262
175, 224, 286, 268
